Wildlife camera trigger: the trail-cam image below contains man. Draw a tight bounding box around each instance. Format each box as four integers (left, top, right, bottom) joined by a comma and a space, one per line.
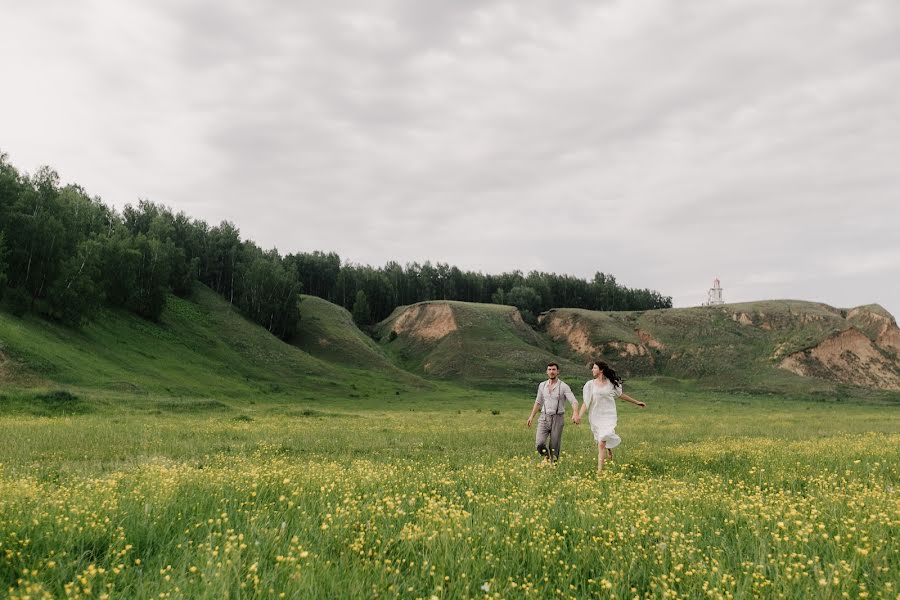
525, 362, 579, 463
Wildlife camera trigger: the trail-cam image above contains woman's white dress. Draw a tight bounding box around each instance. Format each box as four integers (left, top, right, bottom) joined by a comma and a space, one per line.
582, 379, 623, 448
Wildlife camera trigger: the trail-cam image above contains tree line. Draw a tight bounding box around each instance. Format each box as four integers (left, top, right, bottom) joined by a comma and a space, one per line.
0, 152, 671, 337
303, 257, 672, 327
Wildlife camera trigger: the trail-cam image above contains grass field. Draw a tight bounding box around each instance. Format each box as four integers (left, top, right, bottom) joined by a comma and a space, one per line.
1, 383, 897, 599
1, 290, 898, 597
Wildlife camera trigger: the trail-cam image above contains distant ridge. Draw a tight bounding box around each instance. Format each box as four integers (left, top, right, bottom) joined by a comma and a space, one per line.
2, 289, 897, 396
376, 301, 582, 388
540, 300, 900, 392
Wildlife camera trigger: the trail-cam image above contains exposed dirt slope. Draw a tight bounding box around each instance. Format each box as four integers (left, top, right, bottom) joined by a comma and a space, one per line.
377, 301, 580, 387
390, 303, 458, 342
779, 328, 900, 390
540, 301, 900, 392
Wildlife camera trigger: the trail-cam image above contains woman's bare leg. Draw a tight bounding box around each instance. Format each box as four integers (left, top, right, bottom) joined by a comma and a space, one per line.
597, 441, 606, 472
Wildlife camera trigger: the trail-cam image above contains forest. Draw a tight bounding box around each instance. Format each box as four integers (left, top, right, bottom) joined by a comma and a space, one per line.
0, 152, 672, 337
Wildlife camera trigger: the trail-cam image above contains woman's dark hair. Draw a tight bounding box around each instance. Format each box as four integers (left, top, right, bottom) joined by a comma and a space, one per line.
592, 360, 622, 388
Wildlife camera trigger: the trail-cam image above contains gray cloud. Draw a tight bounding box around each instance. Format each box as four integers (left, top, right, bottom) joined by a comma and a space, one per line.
1, 0, 898, 316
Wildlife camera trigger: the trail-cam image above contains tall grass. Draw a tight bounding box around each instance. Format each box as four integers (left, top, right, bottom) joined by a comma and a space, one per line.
1, 388, 897, 599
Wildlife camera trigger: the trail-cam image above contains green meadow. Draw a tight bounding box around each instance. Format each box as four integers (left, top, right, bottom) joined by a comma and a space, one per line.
1, 289, 898, 598
1, 385, 898, 599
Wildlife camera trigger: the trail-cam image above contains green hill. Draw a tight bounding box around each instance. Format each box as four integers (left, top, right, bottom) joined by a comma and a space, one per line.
376, 301, 584, 388
291, 295, 425, 385
540, 300, 900, 393
3, 287, 897, 399
291, 295, 389, 368
0, 285, 410, 399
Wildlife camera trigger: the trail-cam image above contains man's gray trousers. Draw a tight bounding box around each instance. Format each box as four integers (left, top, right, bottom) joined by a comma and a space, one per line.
535, 413, 565, 461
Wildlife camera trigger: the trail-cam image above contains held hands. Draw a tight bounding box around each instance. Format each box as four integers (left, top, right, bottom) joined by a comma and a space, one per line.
572, 414, 581, 425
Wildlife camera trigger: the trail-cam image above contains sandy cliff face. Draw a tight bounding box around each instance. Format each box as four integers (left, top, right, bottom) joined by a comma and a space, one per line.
379, 301, 900, 390
636, 329, 666, 350
774, 305, 900, 390
540, 313, 658, 365
719, 304, 900, 389
847, 306, 900, 355
778, 328, 900, 391
876, 328, 900, 354
541, 302, 900, 391
389, 304, 458, 342
542, 314, 603, 358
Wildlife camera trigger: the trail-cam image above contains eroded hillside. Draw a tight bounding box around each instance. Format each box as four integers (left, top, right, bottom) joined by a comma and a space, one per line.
540, 301, 900, 391
377, 301, 582, 387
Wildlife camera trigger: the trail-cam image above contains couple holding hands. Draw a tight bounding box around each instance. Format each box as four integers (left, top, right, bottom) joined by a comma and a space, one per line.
525, 360, 646, 472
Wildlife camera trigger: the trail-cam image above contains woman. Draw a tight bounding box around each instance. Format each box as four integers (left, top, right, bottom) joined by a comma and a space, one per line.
577, 360, 646, 472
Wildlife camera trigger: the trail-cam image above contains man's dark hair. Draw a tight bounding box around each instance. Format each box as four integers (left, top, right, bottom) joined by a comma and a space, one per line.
547, 362, 559, 369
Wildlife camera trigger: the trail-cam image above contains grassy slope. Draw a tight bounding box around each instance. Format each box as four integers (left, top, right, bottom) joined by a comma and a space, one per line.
543, 300, 899, 396
289, 295, 429, 392
0, 285, 420, 399
292, 296, 393, 369
377, 301, 584, 389
2, 289, 896, 400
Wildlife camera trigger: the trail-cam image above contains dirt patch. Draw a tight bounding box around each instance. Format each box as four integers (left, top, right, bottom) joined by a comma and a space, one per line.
778, 328, 900, 390
391, 303, 458, 342
756, 312, 774, 330
608, 341, 648, 357
876, 328, 900, 354
636, 329, 666, 350
847, 307, 893, 334
847, 307, 900, 354
545, 315, 657, 362
771, 342, 792, 360
731, 312, 753, 326
543, 315, 602, 357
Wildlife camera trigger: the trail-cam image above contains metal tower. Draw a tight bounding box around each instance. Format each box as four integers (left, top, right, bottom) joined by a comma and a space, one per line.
704, 278, 724, 306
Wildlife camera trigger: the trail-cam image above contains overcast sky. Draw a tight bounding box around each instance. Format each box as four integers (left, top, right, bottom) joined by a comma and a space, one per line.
2, 0, 898, 316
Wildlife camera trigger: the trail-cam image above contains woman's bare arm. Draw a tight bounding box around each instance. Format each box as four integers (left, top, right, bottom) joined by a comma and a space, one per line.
619, 393, 646, 408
